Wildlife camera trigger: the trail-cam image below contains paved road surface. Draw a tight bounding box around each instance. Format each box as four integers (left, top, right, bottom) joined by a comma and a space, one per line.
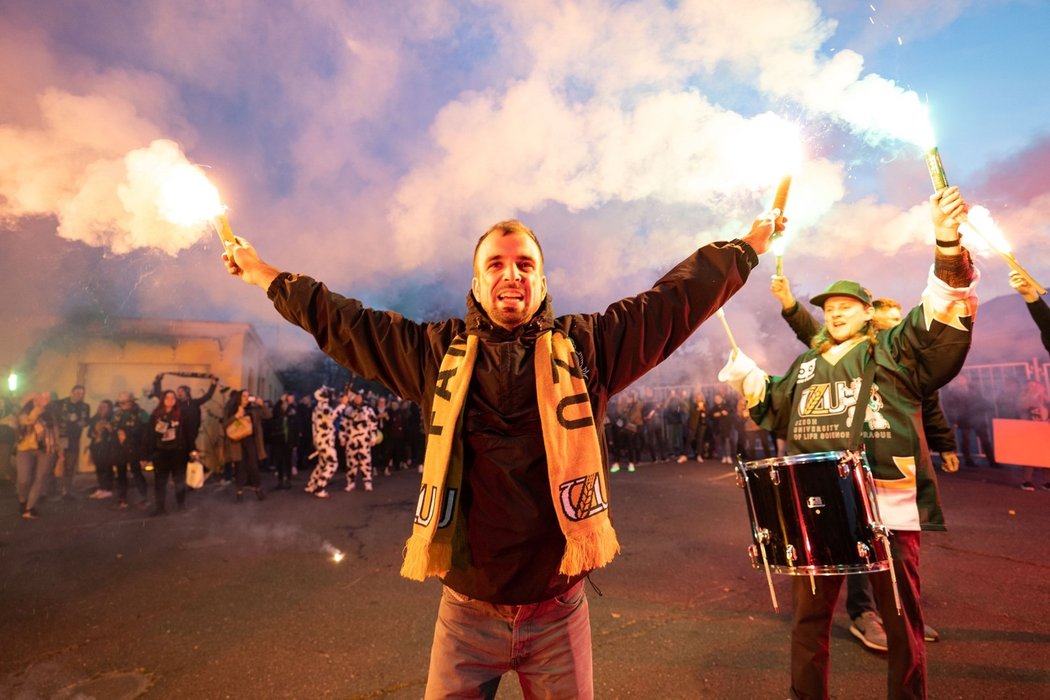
2, 460, 1048, 699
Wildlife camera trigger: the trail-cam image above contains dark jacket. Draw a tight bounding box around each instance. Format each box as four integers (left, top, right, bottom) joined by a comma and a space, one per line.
88, 414, 117, 466
146, 410, 191, 456
113, 404, 149, 463
267, 240, 758, 604
152, 374, 219, 445
1026, 297, 1050, 357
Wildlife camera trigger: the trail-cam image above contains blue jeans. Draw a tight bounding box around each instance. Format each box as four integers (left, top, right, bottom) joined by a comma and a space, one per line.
426, 580, 593, 699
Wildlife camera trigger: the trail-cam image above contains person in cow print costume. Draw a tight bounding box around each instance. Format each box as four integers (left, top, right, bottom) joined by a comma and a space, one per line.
340, 391, 378, 492
304, 386, 344, 499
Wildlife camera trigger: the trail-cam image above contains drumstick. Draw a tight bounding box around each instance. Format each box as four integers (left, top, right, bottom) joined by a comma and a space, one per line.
715, 308, 739, 353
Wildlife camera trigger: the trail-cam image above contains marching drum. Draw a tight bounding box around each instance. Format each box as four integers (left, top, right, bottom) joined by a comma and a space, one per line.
736, 450, 898, 611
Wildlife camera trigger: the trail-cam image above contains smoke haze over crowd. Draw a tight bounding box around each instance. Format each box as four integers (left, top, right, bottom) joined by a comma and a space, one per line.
2, 0, 1047, 381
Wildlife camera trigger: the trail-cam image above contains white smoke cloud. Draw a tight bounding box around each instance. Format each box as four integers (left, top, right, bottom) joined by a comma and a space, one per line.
0, 119, 215, 255
386, 0, 950, 272
0, 0, 1047, 378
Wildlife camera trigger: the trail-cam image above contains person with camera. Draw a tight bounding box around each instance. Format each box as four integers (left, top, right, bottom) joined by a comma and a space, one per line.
113, 391, 150, 510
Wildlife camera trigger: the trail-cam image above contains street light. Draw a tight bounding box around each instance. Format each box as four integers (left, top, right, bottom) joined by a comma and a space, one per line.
7, 372, 16, 393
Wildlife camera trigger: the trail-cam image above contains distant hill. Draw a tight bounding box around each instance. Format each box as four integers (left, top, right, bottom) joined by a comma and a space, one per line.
969, 293, 1049, 365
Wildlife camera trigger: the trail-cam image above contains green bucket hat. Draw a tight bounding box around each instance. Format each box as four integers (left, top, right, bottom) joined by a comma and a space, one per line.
809, 280, 873, 308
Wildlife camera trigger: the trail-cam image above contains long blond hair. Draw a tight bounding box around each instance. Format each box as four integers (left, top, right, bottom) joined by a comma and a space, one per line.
810, 319, 879, 355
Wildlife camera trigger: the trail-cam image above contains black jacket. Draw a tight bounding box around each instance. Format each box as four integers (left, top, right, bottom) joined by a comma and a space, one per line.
1026, 297, 1050, 357
268, 240, 758, 603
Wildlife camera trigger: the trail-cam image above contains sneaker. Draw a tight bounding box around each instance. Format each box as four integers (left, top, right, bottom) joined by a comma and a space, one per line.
676, 455, 687, 464
924, 623, 940, 642
383, 467, 391, 476
118, 500, 129, 510
1042, 483, 1050, 492
610, 463, 621, 473
21, 508, 38, 520
364, 482, 373, 492
627, 463, 636, 472
696, 456, 704, 463
92, 489, 113, 500
1021, 481, 1037, 492
345, 482, 356, 492
314, 490, 330, 499
849, 612, 888, 652
255, 488, 266, 501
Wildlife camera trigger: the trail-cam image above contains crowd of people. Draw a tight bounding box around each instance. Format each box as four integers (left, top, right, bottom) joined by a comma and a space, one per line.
1, 350, 1046, 523
0, 372, 431, 519
3, 184, 1048, 699
603, 387, 773, 472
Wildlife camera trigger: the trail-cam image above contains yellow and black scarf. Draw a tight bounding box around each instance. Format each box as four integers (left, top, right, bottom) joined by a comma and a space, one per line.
400, 330, 620, 581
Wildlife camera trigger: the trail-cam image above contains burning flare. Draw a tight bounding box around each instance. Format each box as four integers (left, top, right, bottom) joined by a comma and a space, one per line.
157, 162, 224, 227
320, 541, 345, 564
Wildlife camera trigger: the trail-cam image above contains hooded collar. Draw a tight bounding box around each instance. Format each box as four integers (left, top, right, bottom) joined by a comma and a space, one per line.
464, 290, 555, 341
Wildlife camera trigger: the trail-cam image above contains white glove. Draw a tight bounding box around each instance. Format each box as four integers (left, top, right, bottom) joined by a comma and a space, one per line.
717, 350, 767, 407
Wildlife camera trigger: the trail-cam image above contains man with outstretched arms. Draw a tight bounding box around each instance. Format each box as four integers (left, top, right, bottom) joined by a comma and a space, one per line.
223, 213, 778, 698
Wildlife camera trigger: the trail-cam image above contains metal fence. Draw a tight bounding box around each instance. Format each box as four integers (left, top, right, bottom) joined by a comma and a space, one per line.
956, 358, 1050, 419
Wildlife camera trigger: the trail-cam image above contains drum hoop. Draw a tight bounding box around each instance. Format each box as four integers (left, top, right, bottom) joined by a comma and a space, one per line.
741, 450, 862, 470
767, 561, 891, 576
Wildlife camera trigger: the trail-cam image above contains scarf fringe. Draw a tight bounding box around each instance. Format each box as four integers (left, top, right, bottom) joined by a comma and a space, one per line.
401, 533, 452, 582
558, 520, 621, 576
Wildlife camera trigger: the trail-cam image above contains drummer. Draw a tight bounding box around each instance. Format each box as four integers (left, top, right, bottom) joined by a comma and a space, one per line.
769, 276, 956, 651
719, 186, 978, 700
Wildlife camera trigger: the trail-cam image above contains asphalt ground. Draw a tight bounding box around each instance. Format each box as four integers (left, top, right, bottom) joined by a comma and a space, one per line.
1, 458, 1049, 699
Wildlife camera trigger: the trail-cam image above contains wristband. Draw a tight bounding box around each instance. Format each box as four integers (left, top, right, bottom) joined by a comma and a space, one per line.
935, 238, 961, 248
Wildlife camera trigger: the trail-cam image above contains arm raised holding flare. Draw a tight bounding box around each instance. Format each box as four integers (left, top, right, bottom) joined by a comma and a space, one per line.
1010, 270, 1050, 357
722, 186, 978, 700
222, 237, 281, 290
216, 208, 781, 697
